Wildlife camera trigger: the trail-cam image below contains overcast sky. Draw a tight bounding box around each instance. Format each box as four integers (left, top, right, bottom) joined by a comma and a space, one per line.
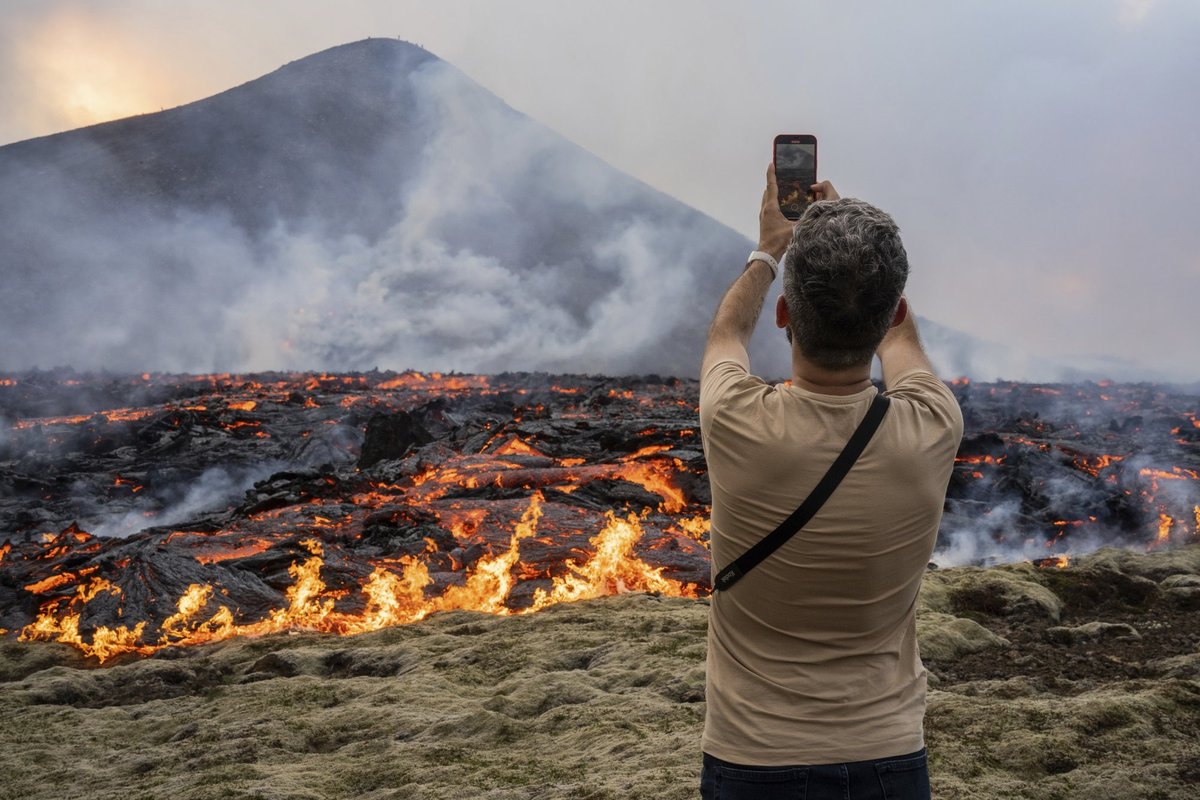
1, 0, 1197, 378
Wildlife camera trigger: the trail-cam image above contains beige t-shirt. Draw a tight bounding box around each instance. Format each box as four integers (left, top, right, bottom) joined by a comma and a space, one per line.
699, 360, 963, 765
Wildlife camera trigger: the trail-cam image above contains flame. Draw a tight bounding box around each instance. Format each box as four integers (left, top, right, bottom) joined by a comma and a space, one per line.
674, 515, 710, 541
77, 577, 119, 602
267, 538, 335, 629
159, 584, 234, 642
19, 613, 149, 662
19, 577, 144, 662
530, 510, 698, 610
432, 493, 543, 615
1155, 513, 1173, 547
12, 492, 702, 662
350, 559, 434, 630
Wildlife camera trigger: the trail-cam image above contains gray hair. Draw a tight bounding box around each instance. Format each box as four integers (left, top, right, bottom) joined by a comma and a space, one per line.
781, 198, 909, 370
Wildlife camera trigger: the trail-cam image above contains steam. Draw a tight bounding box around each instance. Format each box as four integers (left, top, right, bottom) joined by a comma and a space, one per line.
0, 55, 763, 378
932, 450, 1197, 567
84, 463, 280, 539
933, 498, 1122, 568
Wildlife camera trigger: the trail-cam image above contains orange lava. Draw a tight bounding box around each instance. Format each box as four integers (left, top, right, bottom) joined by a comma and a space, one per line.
16, 495, 700, 663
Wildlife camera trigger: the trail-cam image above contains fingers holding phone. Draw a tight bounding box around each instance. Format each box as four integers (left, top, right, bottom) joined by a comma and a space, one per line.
810, 180, 840, 202
759, 163, 793, 259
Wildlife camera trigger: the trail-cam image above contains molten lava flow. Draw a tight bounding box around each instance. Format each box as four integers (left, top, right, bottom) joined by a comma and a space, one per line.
1140, 467, 1200, 485
609, 458, 688, 513
13, 369, 1189, 666
12, 408, 157, 430
11, 492, 701, 662
956, 455, 1005, 466
492, 436, 546, 457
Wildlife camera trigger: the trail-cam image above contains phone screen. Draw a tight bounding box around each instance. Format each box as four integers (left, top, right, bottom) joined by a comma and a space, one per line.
774, 138, 817, 220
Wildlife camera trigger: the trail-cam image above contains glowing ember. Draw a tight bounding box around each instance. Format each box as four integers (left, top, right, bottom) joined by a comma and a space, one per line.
1073, 454, 1124, 477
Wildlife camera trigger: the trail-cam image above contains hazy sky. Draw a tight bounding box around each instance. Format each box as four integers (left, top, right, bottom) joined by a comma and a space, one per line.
1, 0, 1197, 378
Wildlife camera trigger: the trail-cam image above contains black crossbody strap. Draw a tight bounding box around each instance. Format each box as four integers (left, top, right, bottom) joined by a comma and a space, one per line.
712, 392, 891, 592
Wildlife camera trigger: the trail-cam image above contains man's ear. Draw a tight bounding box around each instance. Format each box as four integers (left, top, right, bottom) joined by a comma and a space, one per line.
775, 295, 789, 329
890, 296, 908, 328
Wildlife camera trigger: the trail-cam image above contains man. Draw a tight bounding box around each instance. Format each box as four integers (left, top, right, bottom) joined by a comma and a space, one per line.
698, 166, 963, 799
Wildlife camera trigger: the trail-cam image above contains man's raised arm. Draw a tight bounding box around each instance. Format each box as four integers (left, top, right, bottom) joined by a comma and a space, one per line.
701, 165, 796, 378
876, 298, 937, 388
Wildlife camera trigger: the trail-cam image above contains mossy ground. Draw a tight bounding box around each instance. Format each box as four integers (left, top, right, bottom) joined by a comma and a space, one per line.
2, 545, 1198, 799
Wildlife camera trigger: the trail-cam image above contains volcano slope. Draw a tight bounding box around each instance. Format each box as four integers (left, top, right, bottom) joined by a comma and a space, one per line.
1, 544, 1198, 800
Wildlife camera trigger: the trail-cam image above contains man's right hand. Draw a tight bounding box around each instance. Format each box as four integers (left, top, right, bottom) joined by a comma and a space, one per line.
810, 180, 840, 202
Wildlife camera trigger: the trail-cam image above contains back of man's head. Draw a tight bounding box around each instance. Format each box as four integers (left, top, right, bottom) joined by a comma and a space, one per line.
781, 198, 909, 370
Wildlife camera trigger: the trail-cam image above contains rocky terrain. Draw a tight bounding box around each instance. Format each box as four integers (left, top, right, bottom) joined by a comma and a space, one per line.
1, 544, 1198, 800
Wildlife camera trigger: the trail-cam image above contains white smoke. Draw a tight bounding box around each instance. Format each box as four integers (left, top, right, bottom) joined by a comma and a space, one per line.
0, 58, 762, 378
85, 463, 280, 539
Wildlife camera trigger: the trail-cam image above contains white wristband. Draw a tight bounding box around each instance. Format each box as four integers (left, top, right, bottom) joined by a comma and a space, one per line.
747, 250, 779, 281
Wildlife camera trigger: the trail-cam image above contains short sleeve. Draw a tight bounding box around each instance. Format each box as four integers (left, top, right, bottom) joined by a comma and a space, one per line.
699, 359, 766, 437
884, 369, 965, 443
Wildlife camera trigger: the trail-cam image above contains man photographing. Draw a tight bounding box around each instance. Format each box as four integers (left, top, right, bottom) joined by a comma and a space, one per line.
698, 166, 963, 798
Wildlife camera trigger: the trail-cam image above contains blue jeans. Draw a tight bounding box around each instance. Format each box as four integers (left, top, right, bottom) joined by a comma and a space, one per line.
700, 748, 930, 800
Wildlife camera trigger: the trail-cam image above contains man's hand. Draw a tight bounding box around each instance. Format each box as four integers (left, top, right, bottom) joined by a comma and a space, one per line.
810, 180, 840, 202
759, 164, 794, 260
760, 171, 843, 260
